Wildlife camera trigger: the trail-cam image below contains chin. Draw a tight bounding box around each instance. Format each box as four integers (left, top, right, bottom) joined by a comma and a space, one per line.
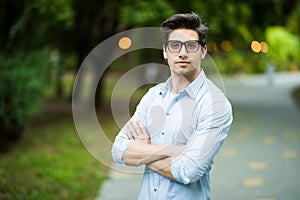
175, 68, 197, 78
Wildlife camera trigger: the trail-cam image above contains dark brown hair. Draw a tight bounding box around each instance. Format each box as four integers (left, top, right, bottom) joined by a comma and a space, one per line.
160, 12, 208, 47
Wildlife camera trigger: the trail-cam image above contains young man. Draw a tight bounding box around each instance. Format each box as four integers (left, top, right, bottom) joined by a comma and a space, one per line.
112, 13, 233, 200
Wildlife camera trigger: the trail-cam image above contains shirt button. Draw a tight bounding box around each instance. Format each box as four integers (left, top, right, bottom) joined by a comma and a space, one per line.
161, 132, 165, 135
154, 188, 157, 192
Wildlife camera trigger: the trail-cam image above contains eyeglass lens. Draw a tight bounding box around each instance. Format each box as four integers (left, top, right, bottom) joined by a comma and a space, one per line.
168, 40, 200, 53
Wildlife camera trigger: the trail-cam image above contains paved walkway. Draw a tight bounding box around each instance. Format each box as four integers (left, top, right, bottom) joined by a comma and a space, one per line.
96, 72, 300, 200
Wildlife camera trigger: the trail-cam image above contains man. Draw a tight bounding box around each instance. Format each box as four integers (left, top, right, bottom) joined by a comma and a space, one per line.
112, 12, 233, 200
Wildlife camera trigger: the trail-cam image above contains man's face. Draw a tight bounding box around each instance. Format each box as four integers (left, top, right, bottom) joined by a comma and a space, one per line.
164, 28, 207, 80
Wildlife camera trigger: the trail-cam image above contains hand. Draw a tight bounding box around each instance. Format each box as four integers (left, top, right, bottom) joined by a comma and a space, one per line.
126, 120, 151, 144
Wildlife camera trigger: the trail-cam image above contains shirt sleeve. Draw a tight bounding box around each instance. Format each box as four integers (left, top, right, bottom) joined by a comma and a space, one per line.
171, 90, 233, 184
111, 86, 157, 164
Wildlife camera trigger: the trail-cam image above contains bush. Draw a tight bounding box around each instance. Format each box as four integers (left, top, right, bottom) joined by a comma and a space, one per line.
266, 26, 300, 70
0, 50, 50, 151
213, 51, 268, 74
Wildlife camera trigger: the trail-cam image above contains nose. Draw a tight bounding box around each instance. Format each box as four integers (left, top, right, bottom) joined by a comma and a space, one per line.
178, 45, 188, 58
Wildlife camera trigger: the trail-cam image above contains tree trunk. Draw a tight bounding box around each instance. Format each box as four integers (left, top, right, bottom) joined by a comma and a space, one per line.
0, 121, 24, 152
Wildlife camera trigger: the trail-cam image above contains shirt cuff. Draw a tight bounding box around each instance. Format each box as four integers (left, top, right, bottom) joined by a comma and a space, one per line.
112, 139, 131, 164
171, 156, 191, 185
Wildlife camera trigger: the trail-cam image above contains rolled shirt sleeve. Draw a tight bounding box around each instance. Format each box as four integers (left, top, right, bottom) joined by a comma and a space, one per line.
112, 129, 131, 164
171, 95, 233, 184
111, 87, 157, 164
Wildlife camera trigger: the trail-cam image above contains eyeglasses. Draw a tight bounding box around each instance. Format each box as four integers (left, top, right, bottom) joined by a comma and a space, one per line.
166, 40, 202, 53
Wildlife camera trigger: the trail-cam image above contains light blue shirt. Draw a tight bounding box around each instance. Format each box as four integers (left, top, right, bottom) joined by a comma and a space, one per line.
112, 70, 233, 200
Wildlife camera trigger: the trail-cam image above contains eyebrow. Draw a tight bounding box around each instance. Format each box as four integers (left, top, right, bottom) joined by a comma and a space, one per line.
168, 38, 199, 41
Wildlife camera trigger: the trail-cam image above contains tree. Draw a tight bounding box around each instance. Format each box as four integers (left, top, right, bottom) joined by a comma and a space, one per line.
0, 50, 50, 151
0, 0, 72, 149
71, 0, 176, 108
0, 0, 299, 150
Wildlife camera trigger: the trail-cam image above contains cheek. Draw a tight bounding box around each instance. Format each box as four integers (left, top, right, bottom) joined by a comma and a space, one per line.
165, 53, 175, 63
167, 58, 174, 67
192, 55, 201, 63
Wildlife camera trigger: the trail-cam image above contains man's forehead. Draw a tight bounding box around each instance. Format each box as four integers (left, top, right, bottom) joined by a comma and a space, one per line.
168, 28, 199, 41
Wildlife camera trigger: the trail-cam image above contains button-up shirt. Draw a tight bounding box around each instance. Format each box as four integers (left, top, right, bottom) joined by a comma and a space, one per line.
112, 70, 233, 200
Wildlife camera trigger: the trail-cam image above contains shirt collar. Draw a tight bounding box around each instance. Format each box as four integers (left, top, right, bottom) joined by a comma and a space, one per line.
158, 69, 206, 99
184, 70, 205, 99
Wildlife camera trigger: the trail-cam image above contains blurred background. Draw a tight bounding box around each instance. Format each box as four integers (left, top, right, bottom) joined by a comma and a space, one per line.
0, 0, 299, 199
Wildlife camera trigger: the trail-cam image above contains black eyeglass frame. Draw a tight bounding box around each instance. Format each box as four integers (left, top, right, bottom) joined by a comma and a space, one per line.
165, 40, 203, 53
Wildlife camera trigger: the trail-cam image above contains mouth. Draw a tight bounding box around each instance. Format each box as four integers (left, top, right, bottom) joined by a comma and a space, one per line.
175, 61, 191, 66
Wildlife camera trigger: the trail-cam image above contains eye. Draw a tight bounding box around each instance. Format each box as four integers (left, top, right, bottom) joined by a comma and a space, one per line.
169, 41, 181, 49
170, 41, 181, 48
186, 41, 198, 50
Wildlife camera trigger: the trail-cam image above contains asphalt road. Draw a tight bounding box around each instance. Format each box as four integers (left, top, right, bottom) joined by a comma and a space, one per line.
97, 72, 300, 200
212, 73, 300, 200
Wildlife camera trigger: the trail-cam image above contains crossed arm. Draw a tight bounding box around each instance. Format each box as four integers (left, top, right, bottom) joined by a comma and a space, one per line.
115, 106, 232, 184
122, 120, 185, 181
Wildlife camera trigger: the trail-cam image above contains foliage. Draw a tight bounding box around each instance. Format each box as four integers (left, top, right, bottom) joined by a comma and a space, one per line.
120, 0, 175, 26
286, 2, 300, 35
1, 0, 299, 64
265, 26, 300, 70
213, 51, 268, 74
0, 117, 110, 200
0, 50, 50, 150
0, 0, 74, 51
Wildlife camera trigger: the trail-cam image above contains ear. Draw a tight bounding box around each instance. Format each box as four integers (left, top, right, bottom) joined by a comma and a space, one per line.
163, 45, 167, 59
200, 45, 207, 59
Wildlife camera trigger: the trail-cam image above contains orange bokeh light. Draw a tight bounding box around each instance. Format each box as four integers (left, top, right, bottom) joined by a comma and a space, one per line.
251, 41, 261, 53
260, 41, 269, 53
119, 37, 132, 49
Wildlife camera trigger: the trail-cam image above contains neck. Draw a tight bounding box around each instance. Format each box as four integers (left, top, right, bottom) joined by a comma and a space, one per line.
170, 70, 200, 94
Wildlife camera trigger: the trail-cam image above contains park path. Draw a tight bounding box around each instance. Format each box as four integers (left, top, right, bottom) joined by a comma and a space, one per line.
212, 73, 300, 200
96, 72, 300, 200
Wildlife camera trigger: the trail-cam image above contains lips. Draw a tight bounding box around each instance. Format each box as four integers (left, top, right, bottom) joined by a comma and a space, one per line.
175, 61, 191, 66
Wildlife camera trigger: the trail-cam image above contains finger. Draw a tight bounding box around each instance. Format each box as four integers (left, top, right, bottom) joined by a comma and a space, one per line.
125, 121, 136, 140
126, 132, 134, 140
136, 120, 149, 139
134, 120, 143, 137
128, 120, 139, 138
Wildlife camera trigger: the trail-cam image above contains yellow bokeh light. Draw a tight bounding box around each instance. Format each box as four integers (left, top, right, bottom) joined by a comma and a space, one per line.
260, 41, 268, 53
207, 42, 218, 52
251, 41, 261, 53
119, 37, 132, 49
221, 40, 232, 52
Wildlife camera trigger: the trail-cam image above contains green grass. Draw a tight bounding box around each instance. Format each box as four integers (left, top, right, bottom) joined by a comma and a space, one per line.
0, 70, 152, 200
0, 110, 111, 200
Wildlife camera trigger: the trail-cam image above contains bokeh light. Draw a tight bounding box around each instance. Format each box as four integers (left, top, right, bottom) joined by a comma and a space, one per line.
119, 37, 132, 49
221, 40, 233, 52
260, 41, 269, 53
207, 42, 218, 53
251, 41, 261, 53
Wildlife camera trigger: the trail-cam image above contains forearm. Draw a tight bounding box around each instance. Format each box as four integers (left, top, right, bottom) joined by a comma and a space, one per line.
147, 157, 177, 181
147, 145, 186, 182
123, 141, 182, 166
